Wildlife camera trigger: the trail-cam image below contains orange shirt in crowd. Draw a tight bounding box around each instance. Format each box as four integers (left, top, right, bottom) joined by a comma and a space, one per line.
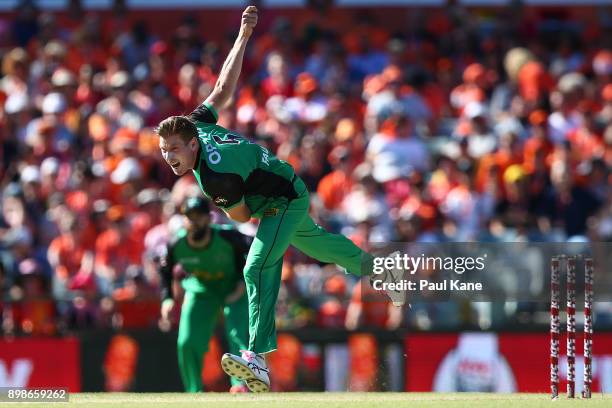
11, 300, 57, 335
567, 128, 605, 161
48, 234, 92, 280
317, 170, 354, 210
65, 46, 109, 74
349, 282, 390, 328
523, 136, 554, 172
476, 149, 523, 197
95, 228, 143, 272
422, 82, 447, 120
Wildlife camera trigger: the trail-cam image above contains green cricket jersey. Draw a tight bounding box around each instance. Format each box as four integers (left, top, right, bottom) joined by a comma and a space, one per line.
159, 224, 251, 300
188, 102, 298, 218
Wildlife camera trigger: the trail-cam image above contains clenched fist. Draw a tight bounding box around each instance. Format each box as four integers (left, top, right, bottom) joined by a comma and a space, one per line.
240, 6, 258, 39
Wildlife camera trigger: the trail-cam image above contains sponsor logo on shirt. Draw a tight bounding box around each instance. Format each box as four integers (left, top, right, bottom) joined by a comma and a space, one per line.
264, 207, 279, 217
214, 197, 228, 206
193, 270, 224, 280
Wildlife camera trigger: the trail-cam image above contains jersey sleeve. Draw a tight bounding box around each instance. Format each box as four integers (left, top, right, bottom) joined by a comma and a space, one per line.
188, 101, 219, 124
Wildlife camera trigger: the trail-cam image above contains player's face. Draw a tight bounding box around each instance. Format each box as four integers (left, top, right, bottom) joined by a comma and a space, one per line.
159, 134, 198, 176
185, 211, 210, 231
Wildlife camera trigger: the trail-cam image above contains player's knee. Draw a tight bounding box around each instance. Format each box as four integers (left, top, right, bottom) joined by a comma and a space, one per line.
245, 252, 265, 268
243, 264, 257, 279
245, 252, 284, 273
177, 339, 208, 358
243, 261, 267, 278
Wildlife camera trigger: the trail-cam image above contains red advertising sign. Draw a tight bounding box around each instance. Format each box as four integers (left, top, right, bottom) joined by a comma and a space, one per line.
405, 332, 612, 393
0, 337, 81, 391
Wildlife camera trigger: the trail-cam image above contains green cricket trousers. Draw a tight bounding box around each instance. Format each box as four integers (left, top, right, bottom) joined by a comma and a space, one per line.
177, 290, 249, 391
244, 176, 373, 353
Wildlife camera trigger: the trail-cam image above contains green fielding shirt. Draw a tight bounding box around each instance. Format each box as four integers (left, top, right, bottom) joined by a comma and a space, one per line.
188, 102, 298, 219
159, 224, 250, 300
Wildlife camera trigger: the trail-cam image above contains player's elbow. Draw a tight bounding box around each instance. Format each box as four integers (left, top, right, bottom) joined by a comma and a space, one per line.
231, 213, 251, 223
225, 203, 251, 223
209, 84, 232, 109
204, 89, 225, 112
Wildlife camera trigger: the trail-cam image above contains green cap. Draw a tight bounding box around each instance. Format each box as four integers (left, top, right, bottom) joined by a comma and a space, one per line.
181, 196, 210, 215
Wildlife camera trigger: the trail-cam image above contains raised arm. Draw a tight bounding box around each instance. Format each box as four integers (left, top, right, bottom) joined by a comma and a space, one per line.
204, 6, 258, 112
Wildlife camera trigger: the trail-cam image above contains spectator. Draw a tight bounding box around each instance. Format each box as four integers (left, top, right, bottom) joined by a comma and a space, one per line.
456, 102, 497, 159
1, 48, 29, 97
282, 73, 328, 125
365, 65, 431, 135
317, 145, 354, 211
262, 51, 293, 100
540, 158, 601, 238
96, 71, 145, 131
25, 92, 75, 158
366, 113, 430, 183
340, 164, 392, 241
345, 279, 402, 331
11, 258, 56, 335
94, 206, 142, 295
48, 212, 93, 300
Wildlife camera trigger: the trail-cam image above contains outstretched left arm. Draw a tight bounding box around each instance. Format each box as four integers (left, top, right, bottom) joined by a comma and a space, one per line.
204, 6, 258, 112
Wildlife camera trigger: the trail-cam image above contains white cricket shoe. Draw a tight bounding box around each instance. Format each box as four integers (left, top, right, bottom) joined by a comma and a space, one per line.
221, 350, 270, 393
371, 250, 407, 307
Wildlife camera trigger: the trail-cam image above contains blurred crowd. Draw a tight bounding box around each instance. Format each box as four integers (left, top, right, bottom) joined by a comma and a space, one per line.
0, 1, 610, 336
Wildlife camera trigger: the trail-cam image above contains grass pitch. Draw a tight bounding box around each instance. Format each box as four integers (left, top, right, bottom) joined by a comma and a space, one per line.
16, 392, 611, 408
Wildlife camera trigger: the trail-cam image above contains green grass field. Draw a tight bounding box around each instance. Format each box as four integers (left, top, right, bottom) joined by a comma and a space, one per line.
12, 393, 611, 408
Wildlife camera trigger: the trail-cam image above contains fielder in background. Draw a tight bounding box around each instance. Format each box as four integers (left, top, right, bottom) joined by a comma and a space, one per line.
158, 196, 251, 393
